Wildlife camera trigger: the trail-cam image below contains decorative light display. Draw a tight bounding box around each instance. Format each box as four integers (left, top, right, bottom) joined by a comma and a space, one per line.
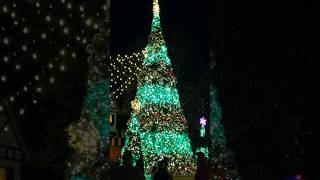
0, 0, 140, 115
66, 43, 111, 180
200, 117, 207, 137
209, 84, 240, 180
109, 52, 144, 99
122, 0, 196, 176
0, 0, 141, 118
66, 0, 111, 179
122, 116, 142, 164
66, 117, 106, 179
210, 84, 226, 145
196, 117, 209, 158
66, 118, 100, 158
136, 84, 181, 108
82, 80, 110, 148
131, 99, 141, 114
0, 0, 106, 116
195, 147, 209, 158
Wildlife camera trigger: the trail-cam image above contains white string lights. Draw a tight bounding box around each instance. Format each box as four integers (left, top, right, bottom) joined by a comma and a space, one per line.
110, 51, 144, 99
0, 1, 106, 115
0, 0, 145, 117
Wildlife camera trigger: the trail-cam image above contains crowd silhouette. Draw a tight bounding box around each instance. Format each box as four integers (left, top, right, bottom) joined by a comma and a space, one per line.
110, 151, 211, 180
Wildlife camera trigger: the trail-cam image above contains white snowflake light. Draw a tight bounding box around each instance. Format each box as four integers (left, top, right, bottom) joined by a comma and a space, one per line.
3, 38, 9, 45
1, 75, 6, 82
200, 117, 207, 127
19, 108, 25, 115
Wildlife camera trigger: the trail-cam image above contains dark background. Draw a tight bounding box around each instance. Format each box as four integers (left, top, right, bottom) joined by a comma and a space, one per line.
210, 1, 319, 179
0, 0, 319, 179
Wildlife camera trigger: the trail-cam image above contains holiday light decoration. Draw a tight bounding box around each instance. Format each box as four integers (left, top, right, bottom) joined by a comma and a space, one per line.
0, 0, 141, 116
196, 117, 209, 158
122, 0, 196, 175
200, 117, 207, 137
210, 85, 226, 145
66, 117, 107, 178
82, 80, 110, 149
0, 0, 105, 116
110, 52, 144, 99
0, 50, 142, 112
66, 118, 100, 160
66, 1, 111, 179
209, 84, 240, 180
195, 147, 209, 158
131, 99, 141, 114
70, 175, 90, 180
122, 116, 142, 164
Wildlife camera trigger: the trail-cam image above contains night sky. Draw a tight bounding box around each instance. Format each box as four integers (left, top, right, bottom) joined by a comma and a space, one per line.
1, 0, 319, 179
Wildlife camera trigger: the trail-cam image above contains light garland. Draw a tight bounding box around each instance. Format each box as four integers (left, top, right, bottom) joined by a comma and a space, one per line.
110, 51, 144, 98
140, 131, 195, 175
1, 49, 143, 115
136, 84, 181, 108
136, 104, 188, 133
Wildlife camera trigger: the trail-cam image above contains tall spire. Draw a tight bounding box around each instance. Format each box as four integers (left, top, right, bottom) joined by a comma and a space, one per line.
123, 0, 196, 176
144, 0, 171, 66
151, 0, 161, 32
153, 0, 160, 17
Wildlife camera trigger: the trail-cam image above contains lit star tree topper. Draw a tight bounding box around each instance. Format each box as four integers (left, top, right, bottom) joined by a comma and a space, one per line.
122, 0, 196, 176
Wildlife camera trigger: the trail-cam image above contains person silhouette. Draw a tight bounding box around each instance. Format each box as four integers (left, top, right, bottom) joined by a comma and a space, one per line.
154, 158, 173, 180
136, 155, 145, 175
110, 151, 144, 180
195, 152, 210, 180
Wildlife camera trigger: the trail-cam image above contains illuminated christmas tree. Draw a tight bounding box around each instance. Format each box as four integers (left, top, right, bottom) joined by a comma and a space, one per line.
210, 84, 226, 146
209, 84, 240, 180
122, 0, 196, 176
122, 101, 142, 164
66, 1, 111, 179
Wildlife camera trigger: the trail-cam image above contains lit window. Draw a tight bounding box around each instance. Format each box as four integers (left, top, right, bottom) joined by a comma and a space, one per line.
109, 114, 115, 125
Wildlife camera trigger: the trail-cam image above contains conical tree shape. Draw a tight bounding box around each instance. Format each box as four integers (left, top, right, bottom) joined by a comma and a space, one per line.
122, 0, 196, 175
66, 1, 111, 178
209, 84, 240, 179
210, 84, 226, 146
122, 115, 142, 164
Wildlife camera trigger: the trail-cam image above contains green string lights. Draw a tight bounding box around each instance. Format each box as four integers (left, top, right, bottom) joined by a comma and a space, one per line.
140, 131, 195, 175
83, 80, 110, 149
209, 84, 241, 179
210, 84, 226, 145
144, 45, 171, 65
122, 0, 196, 176
122, 116, 142, 163
136, 84, 181, 108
